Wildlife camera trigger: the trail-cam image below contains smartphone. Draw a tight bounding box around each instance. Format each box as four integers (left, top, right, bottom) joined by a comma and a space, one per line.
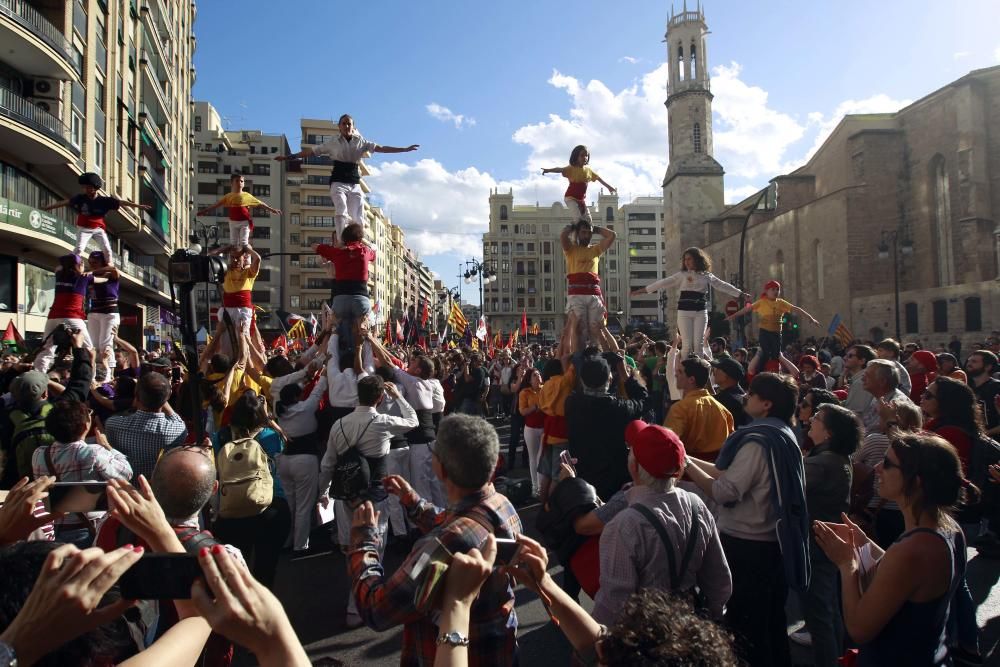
494, 538, 521, 564
559, 449, 574, 467
43, 481, 108, 514
118, 553, 203, 600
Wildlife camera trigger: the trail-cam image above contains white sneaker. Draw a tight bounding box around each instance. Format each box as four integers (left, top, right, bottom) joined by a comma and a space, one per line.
789, 629, 813, 646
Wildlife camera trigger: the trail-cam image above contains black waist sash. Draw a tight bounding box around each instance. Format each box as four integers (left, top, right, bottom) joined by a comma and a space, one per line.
330, 160, 361, 185
677, 290, 708, 311
405, 409, 436, 445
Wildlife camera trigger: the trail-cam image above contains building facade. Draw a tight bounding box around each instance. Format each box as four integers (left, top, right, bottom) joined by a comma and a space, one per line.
191, 100, 288, 330
662, 7, 999, 349
0, 0, 195, 346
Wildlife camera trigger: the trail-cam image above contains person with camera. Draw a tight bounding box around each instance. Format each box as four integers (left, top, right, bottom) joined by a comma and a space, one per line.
349, 413, 521, 665
317, 374, 417, 627
33, 254, 96, 374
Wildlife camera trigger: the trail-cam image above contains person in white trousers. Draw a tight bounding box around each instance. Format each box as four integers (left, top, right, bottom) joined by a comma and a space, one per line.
34, 254, 95, 373
631, 247, 748, 359
274, 373, 328, 552
518, 368, 546, 497
275, 114, 418, 243
41, 172, 150, 266
198, 173, 281, 253
85, 251, 121, 382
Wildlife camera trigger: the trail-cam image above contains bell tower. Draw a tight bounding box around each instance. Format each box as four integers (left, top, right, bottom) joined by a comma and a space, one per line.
662, 2, 724, 263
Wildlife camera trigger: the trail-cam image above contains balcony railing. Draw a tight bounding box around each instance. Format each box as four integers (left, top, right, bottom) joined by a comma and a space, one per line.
0, 86, 79, 155
120, 258, 168, 293
0, 0, 74, 63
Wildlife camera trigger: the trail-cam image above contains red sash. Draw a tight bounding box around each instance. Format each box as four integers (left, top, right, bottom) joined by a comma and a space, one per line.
567, 272, 602, 296
222, 291, 252, 307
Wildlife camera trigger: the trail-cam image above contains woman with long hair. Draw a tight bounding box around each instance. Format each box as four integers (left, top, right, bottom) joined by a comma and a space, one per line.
630, 247, 746, 359
212, 390, 291, 589
518, 368, 546, 497
814, 433, 979, 666
920, 376, 986, 474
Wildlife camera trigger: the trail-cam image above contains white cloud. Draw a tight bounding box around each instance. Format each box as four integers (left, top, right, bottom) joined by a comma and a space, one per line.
995, 46, 1000, 62
426, 103, 476, 129
619, 56, 640, 64
802, 93, 911, 160
952, 51, 971, 60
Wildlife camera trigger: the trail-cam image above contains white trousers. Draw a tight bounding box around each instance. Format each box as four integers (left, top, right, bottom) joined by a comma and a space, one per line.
330, 181, 365, 238
276, 453, 319, 551
74, 227, 113, 261
229, 220, 251, 249
385, 446, 411, 537
564, 197, 592, 224
677, 309, 711, 360
34, 317, 94, 373
408, 442, 446, 508
523, 426, 544, 495
87, 312, 120, 379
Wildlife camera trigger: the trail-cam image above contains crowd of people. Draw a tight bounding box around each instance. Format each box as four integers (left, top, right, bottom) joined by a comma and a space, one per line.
0, 137, 998, 667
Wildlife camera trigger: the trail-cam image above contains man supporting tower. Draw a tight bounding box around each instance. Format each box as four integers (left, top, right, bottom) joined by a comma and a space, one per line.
560, 219, 616, 349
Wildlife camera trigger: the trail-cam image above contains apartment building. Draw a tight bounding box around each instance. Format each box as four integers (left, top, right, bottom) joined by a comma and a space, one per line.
282, 118, 434, 325
190, 100, 288, 329
482, 190, 670, 336
0, 0, 195, 347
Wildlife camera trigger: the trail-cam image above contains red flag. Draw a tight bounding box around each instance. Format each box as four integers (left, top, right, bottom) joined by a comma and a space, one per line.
507, 331, 515, 349
520, 309, 528, 337
421, 299, 429, 327
270, 333, 287, 350
395, 319, 404, 342
418, 335, 427, 351
385, 317, 392, 345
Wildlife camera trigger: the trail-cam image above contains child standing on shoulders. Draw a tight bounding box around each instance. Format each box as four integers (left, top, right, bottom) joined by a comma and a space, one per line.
41, 172, 150, 265
198, 172, 281, 253
726, 280, 819, 375
542, 145, 617, 224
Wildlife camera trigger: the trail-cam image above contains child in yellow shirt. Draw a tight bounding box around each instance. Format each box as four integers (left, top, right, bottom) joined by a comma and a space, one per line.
198, 173, 281, 252
541, 145, 617, 224
727, 280, 819, 375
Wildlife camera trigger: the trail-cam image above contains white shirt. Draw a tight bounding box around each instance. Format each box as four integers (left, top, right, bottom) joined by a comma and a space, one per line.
393, 367, 446, 412
318, 403, 418, 496
326, 334, 374, 408
276, 375, 327, 439
313, 133, 377, 163
712, 440, 778, 541
644, 270, 742, 303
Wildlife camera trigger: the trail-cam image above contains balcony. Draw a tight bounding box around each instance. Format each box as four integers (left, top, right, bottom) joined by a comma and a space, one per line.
139, 48, 169, 119
0, 85, 79, 164
0, 0, 77, 79
138, 103, 169, 153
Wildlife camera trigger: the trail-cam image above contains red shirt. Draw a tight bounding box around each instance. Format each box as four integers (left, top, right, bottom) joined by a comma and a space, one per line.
926, 419, 972, 472
316, 242, 375, 282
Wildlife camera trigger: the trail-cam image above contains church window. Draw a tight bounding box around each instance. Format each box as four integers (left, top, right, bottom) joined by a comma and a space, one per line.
500, 205, 508, 220
690, 44, 698, 79
677, 44, 685, 81
606, 206, 614, 222
693, 123, 702, 153
931, 155, 954, 287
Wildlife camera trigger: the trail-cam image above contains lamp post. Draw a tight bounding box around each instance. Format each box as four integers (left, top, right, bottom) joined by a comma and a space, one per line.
463, 259, 496, 319
658, 292, 669, 332
877, 230, 913, 341
437, 286, 460, 336
189, 222, 221, 328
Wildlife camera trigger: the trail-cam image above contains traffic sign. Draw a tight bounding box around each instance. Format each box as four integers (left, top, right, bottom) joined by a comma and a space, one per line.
725, 300, 739, 316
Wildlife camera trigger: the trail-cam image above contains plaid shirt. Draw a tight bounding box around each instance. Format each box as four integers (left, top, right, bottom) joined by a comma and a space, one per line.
349, 485, 522, 667
32, 439, 133, 527
105, 410, 187, 480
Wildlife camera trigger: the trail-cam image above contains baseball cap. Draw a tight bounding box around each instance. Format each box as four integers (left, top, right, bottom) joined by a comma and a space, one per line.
711, 357, 745, 383
11, 370, 49, 406
910, 350, 938, 373
580, 356, 611, 389
624, 420, 686, 479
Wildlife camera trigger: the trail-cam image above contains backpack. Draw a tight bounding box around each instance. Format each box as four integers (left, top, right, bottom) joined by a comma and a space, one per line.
10, 403, 54, 479
216, 431, 273, 519
329, 417, 376, 501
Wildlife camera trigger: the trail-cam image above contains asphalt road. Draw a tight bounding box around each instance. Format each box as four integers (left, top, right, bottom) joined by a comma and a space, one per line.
236, 418, 1000, 667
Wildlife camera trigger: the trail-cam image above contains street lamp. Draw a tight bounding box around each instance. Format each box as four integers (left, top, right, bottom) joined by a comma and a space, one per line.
877, 230, 914, 341
463, 259, 495, 316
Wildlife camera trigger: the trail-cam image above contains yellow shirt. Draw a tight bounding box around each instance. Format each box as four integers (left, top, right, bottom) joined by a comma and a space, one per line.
564, 244, 602, 275
223, 266, 258, 295
537, 366, 576, 445
752, 297, 793, 333
562, 166, 599, 201
219, 191, 265, 208
664, 388, 734, 457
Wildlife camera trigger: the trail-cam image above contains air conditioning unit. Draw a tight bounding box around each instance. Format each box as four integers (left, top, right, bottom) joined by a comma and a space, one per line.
27, 97, 63, 119
28, 78, 62, 101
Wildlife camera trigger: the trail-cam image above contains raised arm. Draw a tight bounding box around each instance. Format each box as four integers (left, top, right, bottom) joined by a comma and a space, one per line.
247, 247, 262, 275
373, 144, 419, 154
118, 200, 152, 211
40, 199, 72, 212
595, 176, 617, 195
725, 303, 754, 321
594, 225, 616, 252
560, 224, 574, 252
540, 166, 566, 175
114, 335, 141, 371
633, 271, 682, 296
274, 147, 315, 162
197, 197, 227, 215
792, 304, 820, 326
706, 272, 746, 299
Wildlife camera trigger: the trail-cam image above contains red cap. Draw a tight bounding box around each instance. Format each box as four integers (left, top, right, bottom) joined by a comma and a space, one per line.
761, 279, 781, 298
910, 350, 938, 373
625, 420, 686, 479
800, 355, 820, 370
833, 389, 848, 401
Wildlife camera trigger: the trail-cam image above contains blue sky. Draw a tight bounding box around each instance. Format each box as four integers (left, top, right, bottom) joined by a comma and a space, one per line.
193, 0, 1000, 285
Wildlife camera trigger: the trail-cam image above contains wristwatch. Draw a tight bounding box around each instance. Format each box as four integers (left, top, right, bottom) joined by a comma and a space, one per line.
0, 641, 17, 667
436, 631, 470, 647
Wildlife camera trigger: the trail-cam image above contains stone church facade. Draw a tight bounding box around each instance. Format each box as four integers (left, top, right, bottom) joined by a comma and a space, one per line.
663, 7, 999, 349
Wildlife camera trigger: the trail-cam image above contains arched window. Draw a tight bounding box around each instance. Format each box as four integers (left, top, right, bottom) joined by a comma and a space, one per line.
931, 155, 954, 286
814, 240, 824, 300
677, 44, 685, 81
690, 43, 698, 79
606, 207, 614, 222
500, 205, 508, 220
513, 224, 519, 234
693, 123, 702, 153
